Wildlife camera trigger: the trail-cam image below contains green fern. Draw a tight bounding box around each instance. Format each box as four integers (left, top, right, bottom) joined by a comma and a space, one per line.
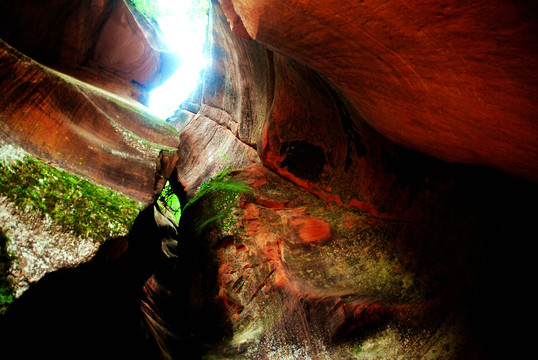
184, 167, 252, 234
157, 182, 182, 225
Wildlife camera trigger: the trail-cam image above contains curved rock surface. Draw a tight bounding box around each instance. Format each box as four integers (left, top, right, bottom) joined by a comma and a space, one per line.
0, 0, 179, 103
218, 0, 538, 182
1, 1, 537, 359
161, 161, 536, 359
0, 39, 179, 204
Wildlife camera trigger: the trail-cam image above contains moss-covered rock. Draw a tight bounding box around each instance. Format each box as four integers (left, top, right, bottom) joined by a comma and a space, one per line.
184, 167, 253, 235
0, 152, 142, 243
0, 140, 143, 298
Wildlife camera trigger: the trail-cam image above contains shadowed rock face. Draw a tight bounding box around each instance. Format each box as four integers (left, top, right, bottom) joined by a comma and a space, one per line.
0, 205, 172, 359
0, 0, 180, 103
0, 1, 182, 202
0, 0, 182, 319
169, 163, 535, 359
159, 2, 537, 359
1, 0, 537, 359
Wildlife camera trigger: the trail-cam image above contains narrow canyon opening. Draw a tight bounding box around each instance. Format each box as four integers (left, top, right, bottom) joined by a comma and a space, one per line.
143, 0, 210, 119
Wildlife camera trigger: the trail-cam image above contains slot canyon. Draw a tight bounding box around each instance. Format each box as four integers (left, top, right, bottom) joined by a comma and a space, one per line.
0, 0, 537, 359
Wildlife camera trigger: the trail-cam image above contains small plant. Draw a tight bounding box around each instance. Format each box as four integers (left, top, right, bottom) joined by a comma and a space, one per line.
184, 167, 252, 234
183, 167, 250, 210
129, 0, 162, 20
157, 181, 182, 225
0, 229, 14, 315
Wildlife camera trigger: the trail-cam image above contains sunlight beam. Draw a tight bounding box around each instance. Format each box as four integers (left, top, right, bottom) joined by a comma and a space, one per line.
148, 0, 209, 119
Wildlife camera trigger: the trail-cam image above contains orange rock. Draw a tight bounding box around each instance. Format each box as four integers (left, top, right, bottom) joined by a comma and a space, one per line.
348, 199, 373, 212
0, 40, 178, 204
0, 0, 179, 99
223, 0, 538, 183
288, 216, 332, 243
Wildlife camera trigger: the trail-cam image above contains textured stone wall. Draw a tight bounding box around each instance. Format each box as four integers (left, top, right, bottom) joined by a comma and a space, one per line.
0, 39, 179, 204
157, 2, 538, 359
1, 1, 537, 359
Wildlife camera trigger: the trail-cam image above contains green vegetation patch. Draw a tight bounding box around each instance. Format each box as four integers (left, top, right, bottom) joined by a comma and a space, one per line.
129, 0, 210, 21
0, 229, 14, 314
0, 156, 143, 242
157, 181, 182, 226
129, 0, 162, 20
185, 167, 252, 234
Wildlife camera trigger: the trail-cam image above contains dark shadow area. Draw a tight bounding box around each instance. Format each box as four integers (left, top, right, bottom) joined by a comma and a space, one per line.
139, 192, 234, 359
0, 178, 233, 360
0, 206, 163, 359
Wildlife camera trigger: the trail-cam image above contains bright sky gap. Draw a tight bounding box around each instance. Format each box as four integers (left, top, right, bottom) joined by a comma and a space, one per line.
147, 0, 209, 119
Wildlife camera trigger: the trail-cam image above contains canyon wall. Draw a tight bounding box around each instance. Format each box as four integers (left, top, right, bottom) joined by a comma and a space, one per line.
146, 2, 537, 359
221, 0, 538, 183
1, 0, 537, 359
0, 0, 180, 103
0, 0, 179, 317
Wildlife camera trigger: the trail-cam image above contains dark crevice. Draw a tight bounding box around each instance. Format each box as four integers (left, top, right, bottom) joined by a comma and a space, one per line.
280, 140, 326, 182
0, 205, 169, 359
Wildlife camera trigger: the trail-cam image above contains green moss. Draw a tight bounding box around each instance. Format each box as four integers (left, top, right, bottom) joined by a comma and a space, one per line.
349, 252, 417, 300
129, 0, 210, 22
157, 181, 182, 225
0, 229, 14, 314
0, 156, 143, 242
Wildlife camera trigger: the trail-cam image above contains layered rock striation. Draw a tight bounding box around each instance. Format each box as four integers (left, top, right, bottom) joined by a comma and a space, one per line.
0, 0, 180, 315
0, 39, 179, 204
218, 0, 538, 183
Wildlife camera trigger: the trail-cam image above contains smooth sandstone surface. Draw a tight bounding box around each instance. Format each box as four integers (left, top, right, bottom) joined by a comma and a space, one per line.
148, 3, 537, 358
0, 39, 179, 204
1, 1, 537, 359
221, 0, 538, 182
